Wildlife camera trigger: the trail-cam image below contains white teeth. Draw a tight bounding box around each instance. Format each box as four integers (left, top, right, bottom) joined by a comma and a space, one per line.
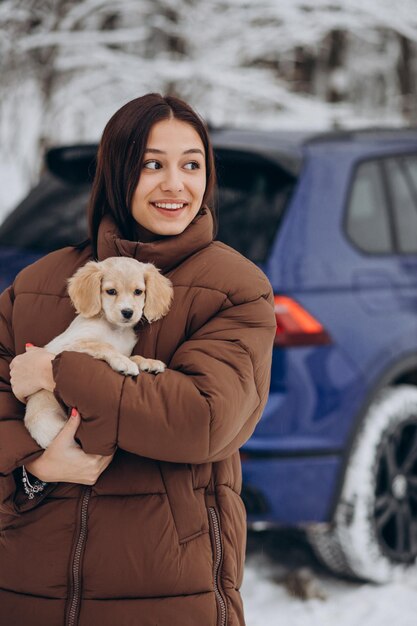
153, 202, 186, 209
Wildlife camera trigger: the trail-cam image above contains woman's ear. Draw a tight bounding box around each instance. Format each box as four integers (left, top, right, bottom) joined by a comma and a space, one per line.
67, 261, 103, 317
143, 264, 173, 323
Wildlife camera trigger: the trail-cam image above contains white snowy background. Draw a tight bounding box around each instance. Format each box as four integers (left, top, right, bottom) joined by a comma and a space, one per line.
1, 0, 417, 218
1, 1, 417, 623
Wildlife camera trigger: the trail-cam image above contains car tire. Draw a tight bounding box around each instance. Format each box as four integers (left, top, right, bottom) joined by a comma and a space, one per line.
308, 384, 417, 582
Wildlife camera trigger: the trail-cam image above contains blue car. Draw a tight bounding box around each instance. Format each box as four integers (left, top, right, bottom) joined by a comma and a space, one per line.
1, 129, 417, 582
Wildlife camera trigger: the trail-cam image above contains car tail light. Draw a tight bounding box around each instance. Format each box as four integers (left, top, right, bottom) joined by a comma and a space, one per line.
274, 295, 331, 347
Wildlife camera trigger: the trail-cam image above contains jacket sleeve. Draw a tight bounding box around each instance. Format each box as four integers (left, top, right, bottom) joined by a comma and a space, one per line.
0, 286, 45, 477
52, 290, 276, 464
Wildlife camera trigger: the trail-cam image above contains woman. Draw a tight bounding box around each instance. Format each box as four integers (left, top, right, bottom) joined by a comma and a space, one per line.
0, 93, 276, 626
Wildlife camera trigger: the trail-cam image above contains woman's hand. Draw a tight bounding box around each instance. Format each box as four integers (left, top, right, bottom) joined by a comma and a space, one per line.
25, 410, 115, 485
10, 344, 55, 403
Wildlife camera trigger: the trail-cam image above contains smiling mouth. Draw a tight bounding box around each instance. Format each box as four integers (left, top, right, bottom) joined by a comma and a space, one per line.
150, 202, 189, 211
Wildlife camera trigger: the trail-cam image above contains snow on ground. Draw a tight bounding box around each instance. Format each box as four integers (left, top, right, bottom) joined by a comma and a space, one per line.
242, 529, 417, 626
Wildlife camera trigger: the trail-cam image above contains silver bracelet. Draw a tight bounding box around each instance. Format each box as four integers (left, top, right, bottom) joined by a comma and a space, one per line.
22, 465, 48, 500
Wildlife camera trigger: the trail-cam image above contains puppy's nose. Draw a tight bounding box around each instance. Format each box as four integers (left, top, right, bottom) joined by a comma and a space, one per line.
121, 309, 134, 320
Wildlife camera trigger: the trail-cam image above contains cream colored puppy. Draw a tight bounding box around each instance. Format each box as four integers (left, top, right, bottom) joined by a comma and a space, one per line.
24, 257, 173, 448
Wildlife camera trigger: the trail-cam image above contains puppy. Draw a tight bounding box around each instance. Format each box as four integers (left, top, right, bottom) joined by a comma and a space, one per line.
24, 257, 173, 448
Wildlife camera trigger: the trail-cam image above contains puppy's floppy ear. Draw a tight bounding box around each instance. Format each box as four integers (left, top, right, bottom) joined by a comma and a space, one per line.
143, 264, 173, 323
67, 261, 103, 317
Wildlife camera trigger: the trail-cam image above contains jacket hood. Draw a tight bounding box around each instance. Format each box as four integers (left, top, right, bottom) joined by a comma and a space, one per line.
96, 207, 214, 273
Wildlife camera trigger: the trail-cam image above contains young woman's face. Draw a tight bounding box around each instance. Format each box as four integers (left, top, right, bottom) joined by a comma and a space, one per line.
131, 118, 207, 236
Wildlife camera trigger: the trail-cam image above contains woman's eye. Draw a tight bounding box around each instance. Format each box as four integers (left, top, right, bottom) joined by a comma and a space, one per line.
106, 289, 117, 296
144, 160, 200, 170
143, 160, 161, 170
134, 289, 143, 296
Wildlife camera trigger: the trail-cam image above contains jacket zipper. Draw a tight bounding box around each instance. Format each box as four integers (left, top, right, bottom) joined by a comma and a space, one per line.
208, 506, 227, 626
66, 486, 91, 626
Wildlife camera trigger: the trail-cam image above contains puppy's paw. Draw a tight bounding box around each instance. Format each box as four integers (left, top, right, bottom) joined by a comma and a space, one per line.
135, 357, 166, 374
130, 355, 166, 374
109, 355, 140, 376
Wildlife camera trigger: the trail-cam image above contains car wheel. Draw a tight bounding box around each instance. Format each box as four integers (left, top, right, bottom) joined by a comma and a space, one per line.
308, 385, 417, 582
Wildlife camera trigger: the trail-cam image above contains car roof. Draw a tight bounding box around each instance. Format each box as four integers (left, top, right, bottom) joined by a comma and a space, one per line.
211, 125, 417, 147
305, 127, 417, 145
210, 126, 417, 173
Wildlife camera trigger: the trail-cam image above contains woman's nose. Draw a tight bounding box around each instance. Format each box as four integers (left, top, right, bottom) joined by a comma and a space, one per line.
160, 168, 184, 193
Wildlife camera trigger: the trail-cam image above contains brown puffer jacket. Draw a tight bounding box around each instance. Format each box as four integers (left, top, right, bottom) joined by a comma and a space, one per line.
0, 208, 276, 626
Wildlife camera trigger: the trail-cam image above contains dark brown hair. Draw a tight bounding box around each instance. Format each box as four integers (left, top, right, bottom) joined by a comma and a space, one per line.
88, 93, 217, 257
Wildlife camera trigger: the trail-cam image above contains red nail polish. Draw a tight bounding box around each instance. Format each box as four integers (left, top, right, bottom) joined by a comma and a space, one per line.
70, 408, 78, 417
25, 343, 34, 348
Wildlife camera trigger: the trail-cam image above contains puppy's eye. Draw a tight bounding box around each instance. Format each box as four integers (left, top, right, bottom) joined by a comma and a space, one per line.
134, 289, 143, 296
106, 288, 117, 296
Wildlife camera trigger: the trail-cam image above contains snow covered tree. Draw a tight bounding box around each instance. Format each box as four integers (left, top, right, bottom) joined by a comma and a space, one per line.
1, 0, 416, 216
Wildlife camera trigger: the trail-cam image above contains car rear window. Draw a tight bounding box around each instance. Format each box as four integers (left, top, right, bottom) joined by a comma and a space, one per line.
0, 174, 89, 252
0, 148, 296, 263
215, 150, 296, 263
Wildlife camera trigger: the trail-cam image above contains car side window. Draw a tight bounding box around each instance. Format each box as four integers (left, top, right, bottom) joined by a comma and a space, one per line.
403, 155, 417, 189
346, 160, 392, 254
385, 156, 417, 254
